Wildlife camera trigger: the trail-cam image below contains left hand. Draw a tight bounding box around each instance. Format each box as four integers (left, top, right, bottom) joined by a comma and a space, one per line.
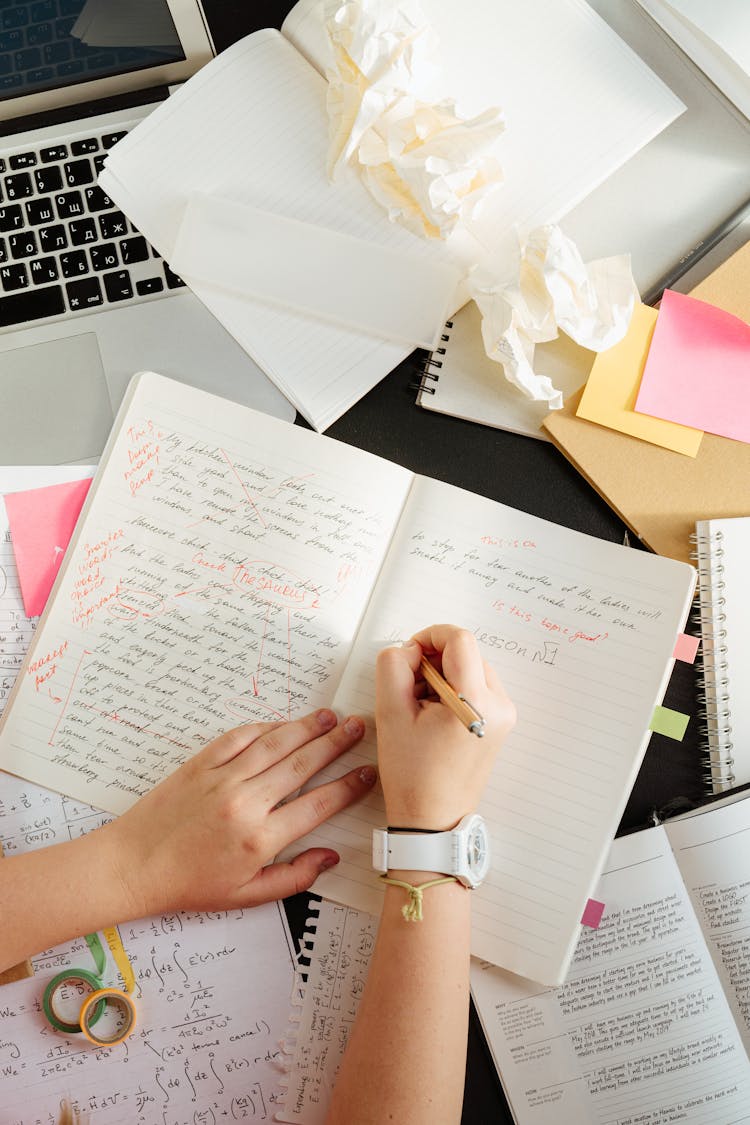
102, 708, 373, 918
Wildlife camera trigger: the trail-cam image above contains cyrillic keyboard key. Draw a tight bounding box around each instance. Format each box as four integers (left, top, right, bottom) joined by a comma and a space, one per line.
39, 223, 67, 251
98, 210, 126, 239
0, 236, 6, 263
30, 255, 58, 284
1, 262, 29, 292
90, 242, 118, 271
9, 231, 37, 259
0, 204, 23, 231
55, 190, 84, 219
69, 217, 96, 245
60, 249, 88, 278
25, 196, 54, 225
84, 184, 113, 211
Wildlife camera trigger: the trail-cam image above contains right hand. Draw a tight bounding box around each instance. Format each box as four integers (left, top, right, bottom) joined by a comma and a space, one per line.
375, 624, 515, 831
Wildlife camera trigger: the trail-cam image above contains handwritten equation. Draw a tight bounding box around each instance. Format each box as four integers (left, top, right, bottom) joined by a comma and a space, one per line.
0, 771, 295, 1125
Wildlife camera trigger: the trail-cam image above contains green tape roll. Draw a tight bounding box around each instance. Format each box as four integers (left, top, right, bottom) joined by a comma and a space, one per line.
85, 932, 107, 977
42, 969, 105, 1034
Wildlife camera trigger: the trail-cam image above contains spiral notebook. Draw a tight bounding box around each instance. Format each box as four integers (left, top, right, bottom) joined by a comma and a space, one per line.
692, 516, 750, 792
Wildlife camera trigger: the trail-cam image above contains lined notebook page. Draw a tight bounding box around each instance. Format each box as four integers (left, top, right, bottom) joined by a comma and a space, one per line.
99, 31, 478, 431
283, 0, 685, 269
318, 477, 696, 984
0, 374, 412, 814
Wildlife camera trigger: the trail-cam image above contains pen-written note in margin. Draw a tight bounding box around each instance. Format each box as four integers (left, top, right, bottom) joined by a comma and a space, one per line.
0, 771, 295, 1124
0, 376, 413, 814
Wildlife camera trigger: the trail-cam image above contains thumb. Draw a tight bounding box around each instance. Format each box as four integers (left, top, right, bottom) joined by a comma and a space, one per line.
244, 850, 340, 904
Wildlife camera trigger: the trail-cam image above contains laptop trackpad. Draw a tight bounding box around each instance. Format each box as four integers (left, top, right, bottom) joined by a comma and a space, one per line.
0, 333, 113, 464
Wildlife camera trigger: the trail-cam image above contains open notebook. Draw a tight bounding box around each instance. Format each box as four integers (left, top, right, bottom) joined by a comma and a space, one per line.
0, 373, 695, 986
98, 0, 683, 430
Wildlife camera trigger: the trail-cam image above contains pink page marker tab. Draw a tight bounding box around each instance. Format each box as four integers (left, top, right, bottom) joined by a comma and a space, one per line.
635, 289, 750, 444
673, 633, 699, 664
581, 899, 605, 929
5, 477, 92, 617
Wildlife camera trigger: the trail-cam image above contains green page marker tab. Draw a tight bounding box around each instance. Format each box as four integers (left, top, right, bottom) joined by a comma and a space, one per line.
650, 705, 689, 741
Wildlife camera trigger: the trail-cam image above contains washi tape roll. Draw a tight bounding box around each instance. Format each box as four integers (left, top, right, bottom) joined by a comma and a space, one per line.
42, 969, 105, 1034
79, 987, 137, 1046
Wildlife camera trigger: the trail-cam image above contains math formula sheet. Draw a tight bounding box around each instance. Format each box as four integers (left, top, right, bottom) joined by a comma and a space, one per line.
0, 772, 296, 1124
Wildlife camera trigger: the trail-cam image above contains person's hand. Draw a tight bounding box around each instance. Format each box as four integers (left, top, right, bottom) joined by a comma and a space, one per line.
375, 625, 515, 831
102, 709, 374, 918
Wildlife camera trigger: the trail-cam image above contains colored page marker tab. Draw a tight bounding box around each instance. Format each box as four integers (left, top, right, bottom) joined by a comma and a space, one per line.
673, 633, 699, 664
581, 899, 605, 929
102, 925, 136, 994
650, 705, 690, 741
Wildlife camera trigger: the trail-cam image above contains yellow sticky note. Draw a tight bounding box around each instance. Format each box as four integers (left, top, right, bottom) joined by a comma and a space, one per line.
577, 303, 703, 456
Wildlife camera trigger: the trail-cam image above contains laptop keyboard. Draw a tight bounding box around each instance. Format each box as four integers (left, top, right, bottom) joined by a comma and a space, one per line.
0, 124, 185, 330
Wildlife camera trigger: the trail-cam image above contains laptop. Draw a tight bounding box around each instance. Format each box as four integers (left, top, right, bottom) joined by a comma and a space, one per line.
0, 0, 295, 465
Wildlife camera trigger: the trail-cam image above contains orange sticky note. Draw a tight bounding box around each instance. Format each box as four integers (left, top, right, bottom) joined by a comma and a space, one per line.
636, 289, 750, 443
5, 477, 92, 617
673, 633, 699, 664
577, 303, 703, 456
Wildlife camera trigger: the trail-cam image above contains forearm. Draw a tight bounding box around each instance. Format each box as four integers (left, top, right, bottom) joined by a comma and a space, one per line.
325, 875, 472, 1125
0, 824, 135, 972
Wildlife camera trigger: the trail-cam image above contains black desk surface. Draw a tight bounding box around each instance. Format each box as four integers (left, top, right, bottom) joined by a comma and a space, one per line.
200, 4, 705, 1121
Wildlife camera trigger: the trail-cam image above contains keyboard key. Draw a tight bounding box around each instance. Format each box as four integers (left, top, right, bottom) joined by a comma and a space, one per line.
55, 190, 84, 219
66, 276, 103, 310
25, 196, 54, 225
29, 255, 58, 284
43, 40, 70, 64
32, 1, 57, 19
4, 172, 33, 200
0, 159, 5, 174
0, 204, 23, 231
34, 164, 62, 193
71, 137, 99, 156
1, 262, 28, 292
90, 242, 118, 271
60, 249, 87, 277
0, 236, 6, 263
2, 9, 31, 31
93, 154, 106, 174
0, 73, 22, 91
27, 22, 53, 46
9, 231, 37, 259
103, 269, 132, 302
102, 131, 127, 149
84, 184, 113, 212
69, 217, 96, 245
63, 158, 93, 187
0, 283, 65, 326
120, 235, 148, 264
9, 151, 37, 170
39, 223, 67, 251
14, 48, 43, 71
136, 276, 164, 296
164, 264, 186, 289
56, 60, 83, 77
40, 144, 67, 162
26, 66, 54, 83
98, 210, 126, 239
0, 31, 23, 52
0, 55, 11, 78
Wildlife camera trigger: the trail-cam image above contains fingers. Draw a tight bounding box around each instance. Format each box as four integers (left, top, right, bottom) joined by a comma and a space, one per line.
410, 624, 487, 698
375, 642, 422, 724
242, 849, 341, 905
203, 708, 345, 779
258, 715, 366, 802
268, 764, 377, 848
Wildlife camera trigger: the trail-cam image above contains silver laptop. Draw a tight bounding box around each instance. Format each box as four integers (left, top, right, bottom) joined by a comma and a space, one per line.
0, 0, 294, 465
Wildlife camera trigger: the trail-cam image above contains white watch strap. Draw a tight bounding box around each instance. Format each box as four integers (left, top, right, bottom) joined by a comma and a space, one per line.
372, 828, 455, 874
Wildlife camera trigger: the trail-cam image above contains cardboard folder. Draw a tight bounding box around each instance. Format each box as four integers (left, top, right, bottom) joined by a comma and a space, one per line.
543, 242, 750, 564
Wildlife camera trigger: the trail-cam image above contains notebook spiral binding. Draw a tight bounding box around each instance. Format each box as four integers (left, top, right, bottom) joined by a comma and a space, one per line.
689, 527, 734, 792
409, 320, 453, 395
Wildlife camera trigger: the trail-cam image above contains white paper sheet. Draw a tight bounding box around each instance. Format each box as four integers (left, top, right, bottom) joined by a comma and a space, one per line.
0, 772, 295, 1124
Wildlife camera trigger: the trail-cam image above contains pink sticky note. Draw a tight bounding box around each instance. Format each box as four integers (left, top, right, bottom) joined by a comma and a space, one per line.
635, 289, 750, 443
5, 477, 92, 616
673, 633, 699, 664
581, 899, 605, 929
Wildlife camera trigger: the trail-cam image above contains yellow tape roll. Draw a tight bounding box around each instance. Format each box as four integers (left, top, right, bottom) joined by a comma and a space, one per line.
79, 987, 136, 1046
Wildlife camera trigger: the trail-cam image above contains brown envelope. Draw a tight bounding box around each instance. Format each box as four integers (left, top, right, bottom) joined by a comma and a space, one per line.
543, 242, 750, 564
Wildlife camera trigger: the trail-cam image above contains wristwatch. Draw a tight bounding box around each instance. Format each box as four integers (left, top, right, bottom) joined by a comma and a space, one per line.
372, 813, 491, 889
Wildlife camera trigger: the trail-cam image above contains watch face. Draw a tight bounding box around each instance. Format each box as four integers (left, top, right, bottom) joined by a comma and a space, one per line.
463, 816, 490, 885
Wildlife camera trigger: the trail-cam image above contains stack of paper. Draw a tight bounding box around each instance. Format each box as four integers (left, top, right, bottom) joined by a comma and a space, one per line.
99, 0, 683, 430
